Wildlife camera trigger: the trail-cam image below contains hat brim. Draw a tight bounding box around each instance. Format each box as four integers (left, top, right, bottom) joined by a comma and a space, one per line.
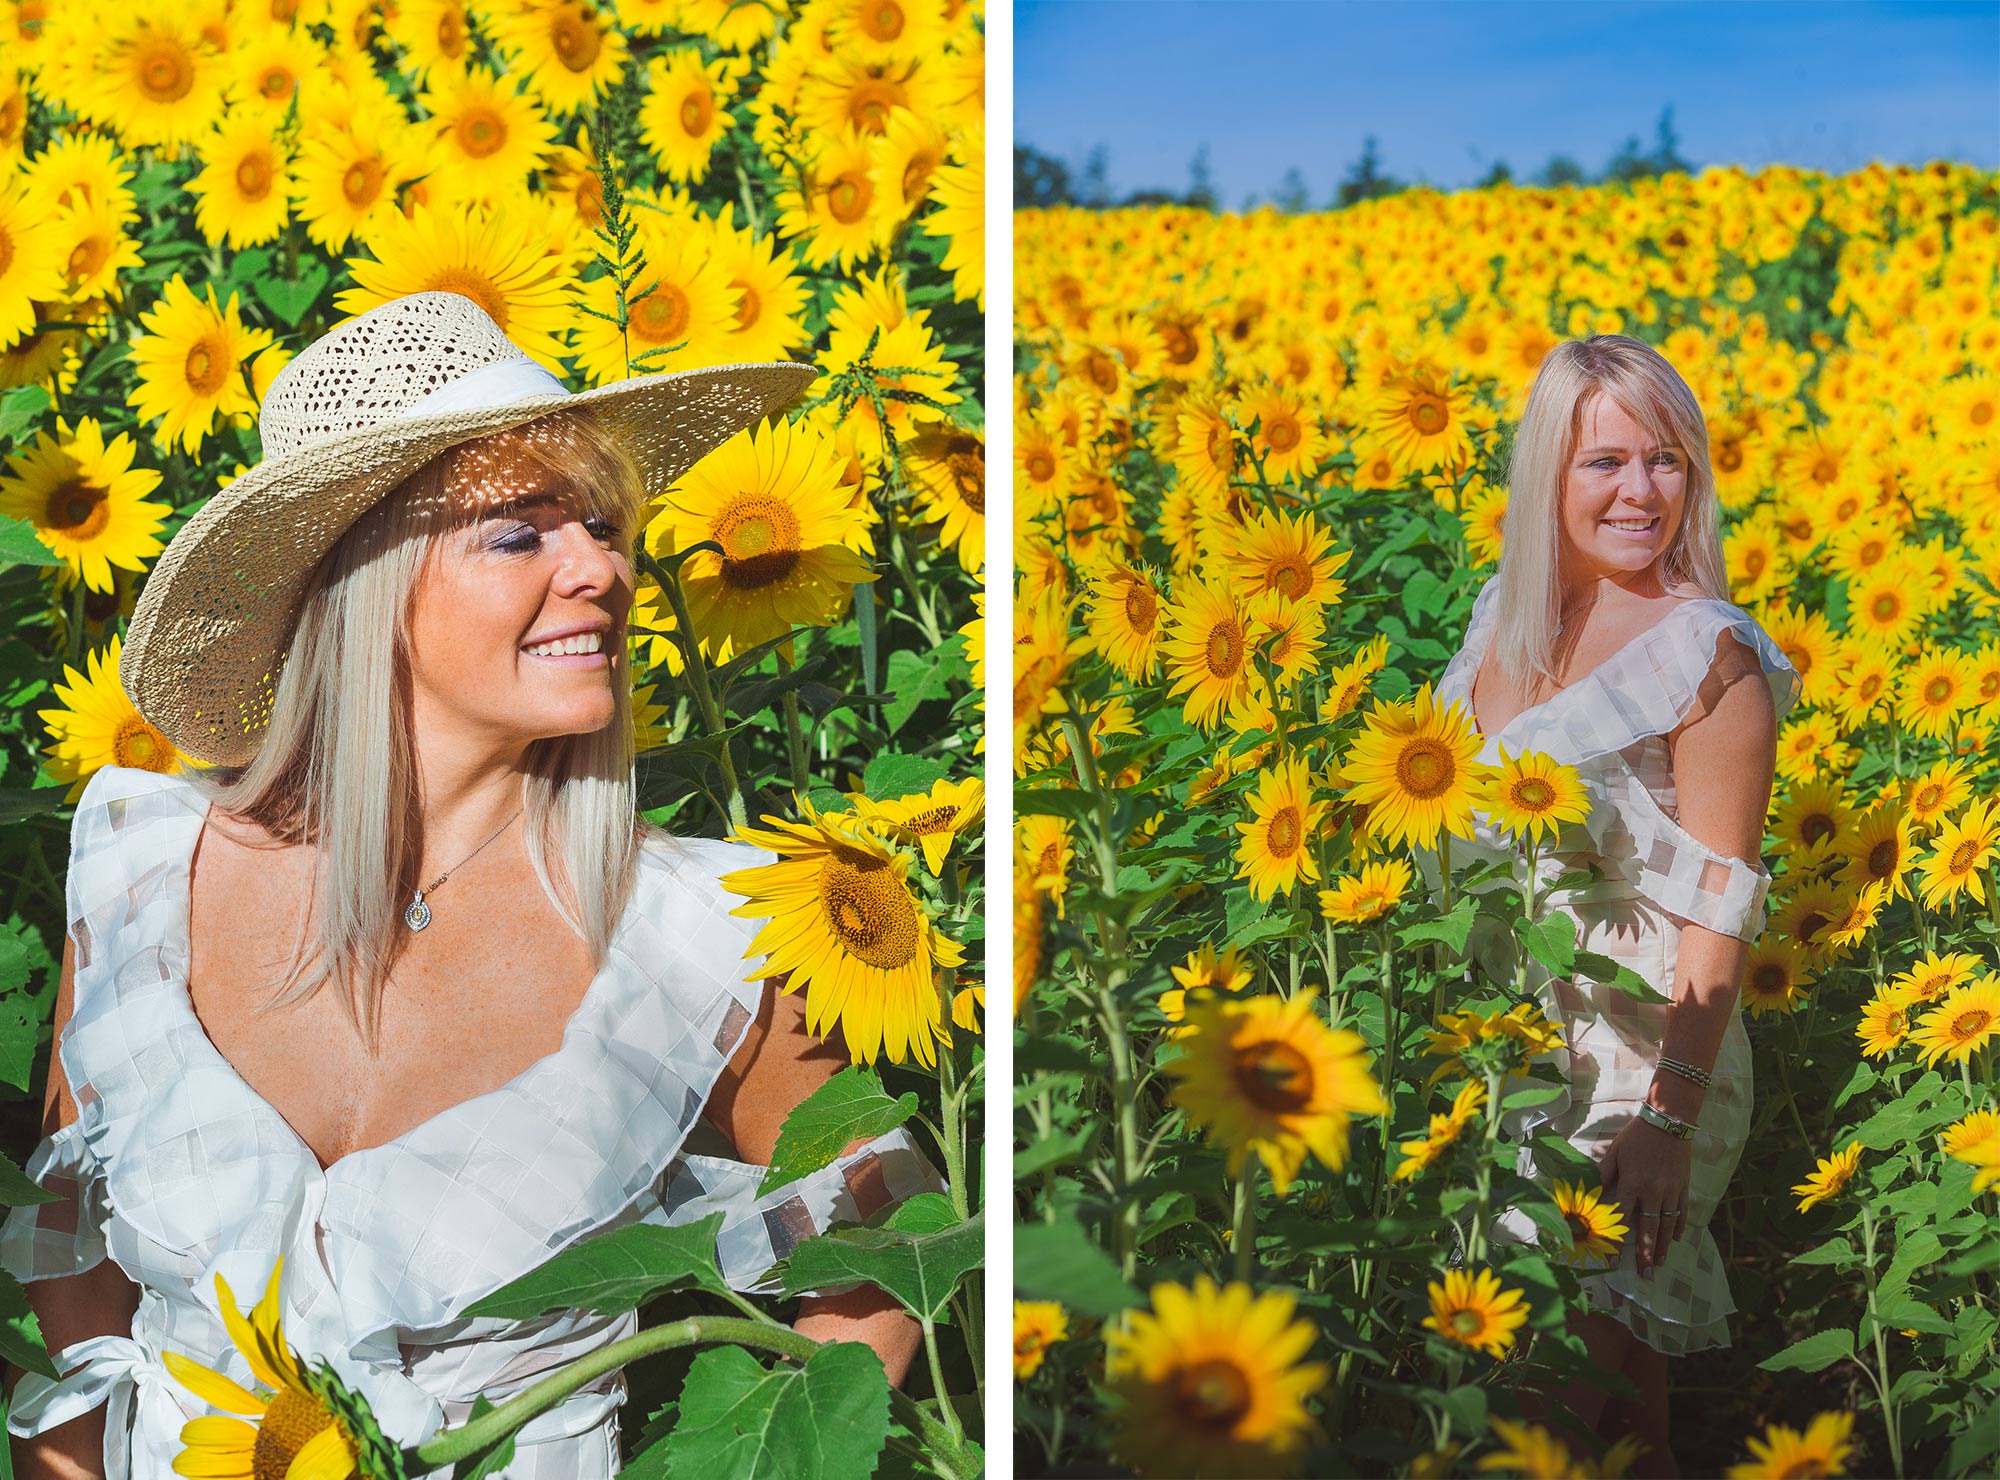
122, 357, 818, 767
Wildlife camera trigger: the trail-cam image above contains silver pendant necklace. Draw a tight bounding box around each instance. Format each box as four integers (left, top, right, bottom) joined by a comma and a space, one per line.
404, 807, 524, 932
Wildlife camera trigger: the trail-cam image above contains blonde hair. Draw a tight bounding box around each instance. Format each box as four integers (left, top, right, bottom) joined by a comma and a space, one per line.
180, 407, 660, 1053
1490, 334, 1730, 704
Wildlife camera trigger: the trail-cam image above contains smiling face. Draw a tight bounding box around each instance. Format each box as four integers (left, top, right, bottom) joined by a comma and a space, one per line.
405, 476, 635, 751
1557, 392, 1689, 593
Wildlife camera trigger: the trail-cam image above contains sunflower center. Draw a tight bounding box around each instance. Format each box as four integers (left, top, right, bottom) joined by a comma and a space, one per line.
1716, 442, 1745, 473
1266, 805, 1302, 857
459, 107, 507, 158
732, 281, 762, 329
1950, 842, 1977, 874
1973, 401, 1995, 428
1512, 777, 1555, 810
438, 10, 467, 52
552, 10, 600, 70
1233, 1040, 1315, 1115
45, 481, 109, 538
827, 170, 872, 223
1204, 620, 1244, 678
680, 85, 715, 135
184, 337, 228, 395
112, 713, 171, 770
904, 805, 955, 836
138, 39, 192, 102
1205, 422, 1233, 471
818, 844, 920, 968
1164, 324, 1196, 364
1868, 840, 1899, 875
1800, 815, 1834, 844
1799, 911, 1830, 942
1952, 1009, 1992, 1040
1085, 353, 1119, 394
943, 436, 984, 512
1396, 740, 1453, 798
1122, 582, 1157, 634
715, 496, 803, 589
1752, 963, 1788, 994
1926, 677, 1954, 703
1026, 450, 1055, 483
635, 283, 691, 343
1408, 395, 1449, 436
1172, 1358, 1253, 1431
234, 151, 273, 200
252, 1388, 335, 1480
424, 273, 508, 327
848, 80, 904, 134
864, 0, 906, 40
1264, 416, 1300, 453
1871, 592, 1901, 622
341, 156, 384, 207
1449, 1308, 1486, 1337
1565, 1210, 1595, 1241
1268, 558, 1310, 600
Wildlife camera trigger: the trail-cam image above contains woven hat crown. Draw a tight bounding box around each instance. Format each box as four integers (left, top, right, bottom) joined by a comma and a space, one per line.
258, 292, 549, 462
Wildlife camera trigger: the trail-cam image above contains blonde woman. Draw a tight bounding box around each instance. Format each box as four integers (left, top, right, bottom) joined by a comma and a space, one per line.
1420, 336, 1801, 1475
1, 292, 945, 1478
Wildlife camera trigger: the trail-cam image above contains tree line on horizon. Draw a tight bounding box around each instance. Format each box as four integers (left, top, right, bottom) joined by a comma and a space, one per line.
1015, 108, 1695, 212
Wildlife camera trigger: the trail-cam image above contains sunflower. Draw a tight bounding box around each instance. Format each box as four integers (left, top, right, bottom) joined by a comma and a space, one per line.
1233, 754, 1328, 903
290, 112, 420, 254
1225, 506, 1350, 614
570, 213, 744, 379
124, 277, 275, 457
1392, 1080, 1486, 1182
486, 0, 631, 117
1908, 973, 2000, 1067
1476, 743, 1591, 846
1337, 683, 1490, 851
1102, 1274, 1328, 1479
1013, 1300, 1067, 1380
921, 121, 983, 309
1550, 1178, 1628, 1267
1938, 373, 2000, 446
1942, 1109, 2000, 1193
1739, 938, 1810, 1016
1166, 990, 1388, 1195
721, 799, 966, 1068
413, 64, 562, 207
647, 416, 875, 664
1421, 1267, 1529, 1360
0, 416, 168, 593
1014, 588, 1088, 752
1082, 559, 1166, 683
1236, 381, 1327, 486
1793, 1140, 1864, 1213
776, 125, 891, 272
1171, 390, 1240, 499
1890, 948, 1981, 1005
1725, 1411, 1857, 1479
334, 199, 576, 371
185, 113, 295, 251
1161, 579, 1261, 730
1016, 413, 1078, 517
902, 419, 984, 574
848, 774, 983, 876
39, 634, 196, 800
1478, 1416, 1643, 1478
639, 46, 739, 185
84, 12, 229, 151
1855, 986, 1915, 1059
1421, 1002, 1566, 1087
1917, 796, 2000, 910
162, 1258, 366, 1480
1834, 799, 1916, 900
1318, 858, 1414, 925
1160, 943, 1257, 1024
1896, 644, 1977, 739
1370, 371, 1476, 474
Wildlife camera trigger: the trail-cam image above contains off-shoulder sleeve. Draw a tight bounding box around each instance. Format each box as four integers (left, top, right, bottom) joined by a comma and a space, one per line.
638, 1124, 949, 1298
0, 1120, 112, 1282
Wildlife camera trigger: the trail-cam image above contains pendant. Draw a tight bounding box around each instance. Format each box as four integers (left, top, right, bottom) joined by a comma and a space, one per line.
404, 893, 432, 932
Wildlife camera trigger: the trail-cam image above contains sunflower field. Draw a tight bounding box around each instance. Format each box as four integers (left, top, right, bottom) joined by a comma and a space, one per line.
1013, 162, 2000, 1478
0, 0, 984, 1475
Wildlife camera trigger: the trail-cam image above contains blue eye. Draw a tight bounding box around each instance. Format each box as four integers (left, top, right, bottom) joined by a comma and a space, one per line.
491, 517, 620, 553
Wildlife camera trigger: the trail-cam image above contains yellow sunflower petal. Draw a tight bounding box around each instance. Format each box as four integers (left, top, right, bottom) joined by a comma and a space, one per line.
287, 1422, 360, 1480
161, 1350, 268, 1416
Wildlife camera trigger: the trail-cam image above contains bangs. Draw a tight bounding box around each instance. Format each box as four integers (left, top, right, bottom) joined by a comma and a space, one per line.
438, 408, 649, 532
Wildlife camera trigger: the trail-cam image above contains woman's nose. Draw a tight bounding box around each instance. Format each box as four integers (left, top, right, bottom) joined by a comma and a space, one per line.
549, 520, 622, 594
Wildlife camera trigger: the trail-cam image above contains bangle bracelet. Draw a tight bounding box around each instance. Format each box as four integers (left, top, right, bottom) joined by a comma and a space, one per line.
1658, 1055, 1713, 1087
1637, 1101, 1695, 1141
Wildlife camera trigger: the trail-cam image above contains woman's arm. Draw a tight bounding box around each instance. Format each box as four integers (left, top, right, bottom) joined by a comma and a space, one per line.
702, 978, 925, 1387
7, 932, 143, 1480
1603, 632, 1778, 1274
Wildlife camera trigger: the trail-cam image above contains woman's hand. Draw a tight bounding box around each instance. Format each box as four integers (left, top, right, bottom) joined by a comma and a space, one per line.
1598, 1114, 1692, 1278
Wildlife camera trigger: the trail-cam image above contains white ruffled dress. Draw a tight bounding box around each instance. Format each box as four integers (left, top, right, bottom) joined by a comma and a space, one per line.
2, 763, 947, 1477
1414, 576, 1801, 1354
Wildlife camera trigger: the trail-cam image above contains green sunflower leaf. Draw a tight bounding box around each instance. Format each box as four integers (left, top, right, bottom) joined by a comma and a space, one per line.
758, 1066, 920, 1196
776, 1197, 981, 1321
460, 1214, 730, 1319
647, 1341, 891, 1480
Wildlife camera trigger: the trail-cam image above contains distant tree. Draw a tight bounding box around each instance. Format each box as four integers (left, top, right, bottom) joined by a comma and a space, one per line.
1476, 160, 1513, 188
1650, 107, 1692, 176
1274, 166, 1311, 213
1015, 143, 1073, 207
1539, 154, 1586, 187
1336, 135, 1403, 206
1121, 188, 1186, 207
1080, 143, 1112, 207
1604, 107, 1694, 183
1186, 143, 1218, 211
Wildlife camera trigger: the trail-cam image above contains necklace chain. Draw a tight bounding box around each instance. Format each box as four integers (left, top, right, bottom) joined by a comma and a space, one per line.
404, 806, 524, 932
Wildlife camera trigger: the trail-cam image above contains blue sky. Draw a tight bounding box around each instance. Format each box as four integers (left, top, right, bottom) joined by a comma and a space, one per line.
1016, 0, 2000, 207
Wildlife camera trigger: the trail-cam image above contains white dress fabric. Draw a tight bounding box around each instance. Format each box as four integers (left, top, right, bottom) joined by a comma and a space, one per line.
2, 763, 948, 1477
1415, 576, 1802, 1354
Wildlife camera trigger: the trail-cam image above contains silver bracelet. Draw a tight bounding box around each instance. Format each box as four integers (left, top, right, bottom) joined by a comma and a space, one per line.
1637, 1101, 1695, 1141
1657, 1055, 1713, 1088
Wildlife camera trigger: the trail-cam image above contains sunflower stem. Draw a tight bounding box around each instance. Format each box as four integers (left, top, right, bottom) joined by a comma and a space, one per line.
639, 550, 748, 835
66, 579, 86, 671
1860, 1206, 1906, 1478
1230, 1169, 1257, 1283
409, 1316, 974, 1479
775, 640, 813, 794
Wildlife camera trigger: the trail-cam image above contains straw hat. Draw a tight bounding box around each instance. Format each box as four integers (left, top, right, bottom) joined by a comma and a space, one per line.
121, 290, 818, 767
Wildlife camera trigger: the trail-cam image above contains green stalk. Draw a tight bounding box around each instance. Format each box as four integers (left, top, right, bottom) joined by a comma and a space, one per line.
639, 551, 747, 835
1466, 1068, 1504, 1265
1231, 1170, 1258, 1283
775, 641, 812, 794
1860, 1206, 1906, 1478
410, 1316, 975, 1480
